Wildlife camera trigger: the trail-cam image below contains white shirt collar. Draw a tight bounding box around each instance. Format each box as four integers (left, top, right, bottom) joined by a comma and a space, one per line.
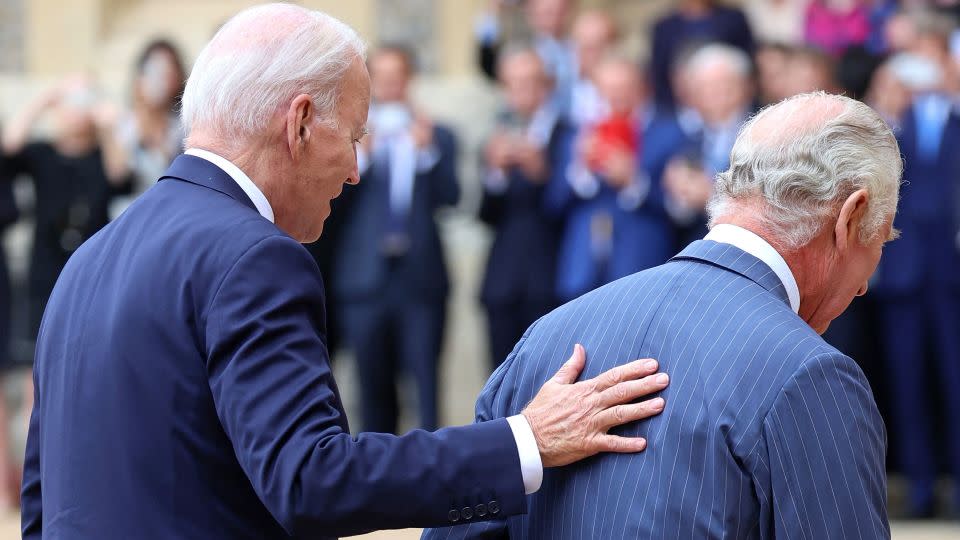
705, 224, 801, 314
184, 148, 275, 223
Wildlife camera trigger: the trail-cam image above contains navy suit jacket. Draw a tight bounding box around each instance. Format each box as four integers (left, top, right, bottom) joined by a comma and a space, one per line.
332, 125, 459, 304
22, 154, 525, 539
873, 106, 960, 295
425, 240, 888, 539
546, 112, 686, 301
479, 120, 574, 307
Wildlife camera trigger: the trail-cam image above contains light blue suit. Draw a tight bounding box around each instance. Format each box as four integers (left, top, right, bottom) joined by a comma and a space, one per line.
423, 240, 888, 539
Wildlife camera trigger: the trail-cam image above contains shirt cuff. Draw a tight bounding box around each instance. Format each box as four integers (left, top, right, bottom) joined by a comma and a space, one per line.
617, 171, 651, 211
568, 162, 599, 200
506, 414, 543, 495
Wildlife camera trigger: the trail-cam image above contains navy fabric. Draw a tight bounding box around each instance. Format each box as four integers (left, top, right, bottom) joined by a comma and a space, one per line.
425, 240, 888, 539
22, 154, 525, 539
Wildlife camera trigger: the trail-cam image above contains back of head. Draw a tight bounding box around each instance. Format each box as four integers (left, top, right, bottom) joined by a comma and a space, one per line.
181, 3, 366, 144
708, 92, 902, 250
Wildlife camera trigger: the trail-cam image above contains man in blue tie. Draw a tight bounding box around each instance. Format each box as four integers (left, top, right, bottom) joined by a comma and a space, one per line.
21, 4, 672, 539
425, 92, 900, 539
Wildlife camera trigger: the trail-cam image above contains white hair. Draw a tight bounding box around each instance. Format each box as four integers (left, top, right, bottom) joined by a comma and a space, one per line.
181, 3, 366, 141
707, 92, 902, 250
683, 43, 752, 78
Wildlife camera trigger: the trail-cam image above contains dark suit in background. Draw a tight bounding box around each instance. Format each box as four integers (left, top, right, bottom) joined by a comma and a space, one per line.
425, 239, 888, 539
479, 112, 573, 369
650, 4, 755, 108
0, 158, 18, 368
872, 98, 960, 515
334, 124, 459, 433
22, 155, 526, 539
546, 111, 685, 301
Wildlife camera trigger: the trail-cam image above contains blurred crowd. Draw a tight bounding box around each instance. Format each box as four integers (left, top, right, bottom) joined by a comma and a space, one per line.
2, 0, 960, 520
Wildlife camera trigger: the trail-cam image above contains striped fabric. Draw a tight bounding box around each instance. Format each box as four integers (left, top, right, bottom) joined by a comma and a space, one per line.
424, 240, 888, 539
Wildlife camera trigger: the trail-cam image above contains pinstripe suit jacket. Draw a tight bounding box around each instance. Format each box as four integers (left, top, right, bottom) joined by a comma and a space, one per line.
424, 240, 888, 539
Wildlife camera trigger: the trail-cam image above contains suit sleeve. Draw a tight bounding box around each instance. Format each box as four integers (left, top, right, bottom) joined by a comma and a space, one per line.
428, 126, 461, 209
421, 322, 543, 540
21, 373, 41, 540
204, 234, 526, 537
753, 353, 889, 539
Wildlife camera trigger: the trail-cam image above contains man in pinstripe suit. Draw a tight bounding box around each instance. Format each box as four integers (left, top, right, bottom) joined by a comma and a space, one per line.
424, 92, 900, 539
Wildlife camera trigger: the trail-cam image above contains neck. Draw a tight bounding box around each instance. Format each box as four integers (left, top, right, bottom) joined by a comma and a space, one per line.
714, 212, 829, 326
189, 132, 282, 216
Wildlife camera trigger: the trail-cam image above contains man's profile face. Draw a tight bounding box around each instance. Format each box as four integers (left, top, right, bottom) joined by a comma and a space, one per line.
502, 53, 550, 117
297, 57, 370, 242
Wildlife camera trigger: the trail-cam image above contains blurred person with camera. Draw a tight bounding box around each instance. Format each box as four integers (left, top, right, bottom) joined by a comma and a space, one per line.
568, 9, 619, 128
479, 47, 573, 370
107, 39, 187, 219
547, 56, 685, 302
332, 45, 458, 433
475, 0, 576, 116
663, 44, 755, 249
1, 76, 130, 343
870, 10, 960, 519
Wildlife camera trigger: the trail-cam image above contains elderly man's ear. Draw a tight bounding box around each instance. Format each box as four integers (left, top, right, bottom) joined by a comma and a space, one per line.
834, 188, 870, 252
286, 94, 314, 157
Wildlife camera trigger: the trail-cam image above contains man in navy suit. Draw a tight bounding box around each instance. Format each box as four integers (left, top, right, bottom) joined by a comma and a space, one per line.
548, 56, 685, 302
871, 23, 960, 515
479, 47, 573, 369
425, 92, 899, 539
21, 5, 673, 539
333, 45, 458, 433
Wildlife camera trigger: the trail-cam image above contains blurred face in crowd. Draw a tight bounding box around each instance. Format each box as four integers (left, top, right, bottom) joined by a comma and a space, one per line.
885, 13, 918, 53
686, 59, 752, 126
370, 49, 411, 104
55, 83, 98, 144
500, 51, 552, 118
279, 56, 370, 242
593, 59, 645, 116
527, 0, 571, 39
785, 50, 837, 96
756, 45, 792, 105
572, 11, 618, 77
137, 47, 184, 109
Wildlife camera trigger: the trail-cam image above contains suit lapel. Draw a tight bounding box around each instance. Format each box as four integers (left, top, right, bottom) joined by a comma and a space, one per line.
670, 240, 792, 309
159, 154, 259, 214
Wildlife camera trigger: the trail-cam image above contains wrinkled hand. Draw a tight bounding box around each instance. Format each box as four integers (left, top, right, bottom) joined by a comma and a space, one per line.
522, 344, 668, 468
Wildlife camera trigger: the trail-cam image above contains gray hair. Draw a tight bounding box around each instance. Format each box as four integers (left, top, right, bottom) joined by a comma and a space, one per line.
707, 92, 902, 250
181, 3, 366, 141
683, 43, 752, 78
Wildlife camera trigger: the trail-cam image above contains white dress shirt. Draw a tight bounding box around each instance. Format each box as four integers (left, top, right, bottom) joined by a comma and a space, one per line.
183, 148, 544, 494
185, 148, 275, 223
705, 224, 801, 314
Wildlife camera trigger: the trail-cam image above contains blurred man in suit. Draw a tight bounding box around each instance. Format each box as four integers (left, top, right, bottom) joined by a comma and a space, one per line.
22, 5, 673, 538
548, 56, 685, 301
568, 10, 619, 128
664, 43, 754, 247
479, 47, 573, 369
333, 45, 456, 433
426, 92, 898, 539
871, 12, 960, 517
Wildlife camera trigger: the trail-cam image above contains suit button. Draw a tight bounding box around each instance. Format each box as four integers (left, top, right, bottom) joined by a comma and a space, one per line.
475, 503, 488, 517
488, 500, 500, 515
461, 506, 474, 520
448, 509, 460, 523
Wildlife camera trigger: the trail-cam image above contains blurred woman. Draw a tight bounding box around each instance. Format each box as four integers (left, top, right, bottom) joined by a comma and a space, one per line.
109, 39, 186, 219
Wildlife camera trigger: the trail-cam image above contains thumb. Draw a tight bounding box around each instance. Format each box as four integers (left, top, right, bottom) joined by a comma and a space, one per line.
552, 343, 586, 384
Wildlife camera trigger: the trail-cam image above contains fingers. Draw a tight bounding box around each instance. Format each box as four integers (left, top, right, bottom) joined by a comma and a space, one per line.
598, 372, 669, 407
595, 397, 666, 430
551, 343, 586, 384
596, 434, 648, 453
591, 358, 659, 391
